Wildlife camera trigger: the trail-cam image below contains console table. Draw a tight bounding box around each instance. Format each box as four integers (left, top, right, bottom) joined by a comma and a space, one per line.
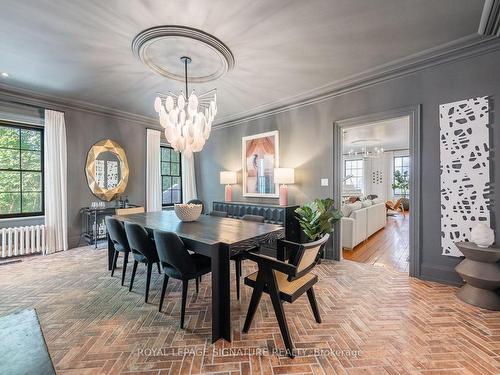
80, 204, 138, 249
454, 242, 500, 311
212, 201, 300, 243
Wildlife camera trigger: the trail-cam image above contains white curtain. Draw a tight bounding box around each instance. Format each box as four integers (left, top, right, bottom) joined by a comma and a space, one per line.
181, 154, 197, 203
44, 110, 68, 254
146, 129, 162, 211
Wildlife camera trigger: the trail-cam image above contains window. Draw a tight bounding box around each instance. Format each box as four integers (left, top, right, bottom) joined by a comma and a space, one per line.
393, 155, 410, 196
160, 146, 182, 206
344, 159, 363, 190
0, 123, 44, 218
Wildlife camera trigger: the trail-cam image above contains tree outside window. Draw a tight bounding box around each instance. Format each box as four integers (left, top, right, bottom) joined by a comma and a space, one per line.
161, 146, 182, 206
393, 156, 409, 197
0, 123, 44, 218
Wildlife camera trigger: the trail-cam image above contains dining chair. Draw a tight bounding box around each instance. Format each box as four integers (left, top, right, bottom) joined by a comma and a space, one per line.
242, 234, 330, 358
209, 210, 228, 217
232, 214, 265, 300
116, 206, 145, 216
153, 230, 211, 329
124, 222, 161, 303
105, 217, 131, 286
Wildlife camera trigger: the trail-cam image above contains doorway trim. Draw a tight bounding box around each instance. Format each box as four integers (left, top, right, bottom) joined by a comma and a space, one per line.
333, 105, 421, 277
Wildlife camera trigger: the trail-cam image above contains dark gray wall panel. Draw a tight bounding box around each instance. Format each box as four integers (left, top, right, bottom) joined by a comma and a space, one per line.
196, 48, 500, 285
65, 110, 148, 247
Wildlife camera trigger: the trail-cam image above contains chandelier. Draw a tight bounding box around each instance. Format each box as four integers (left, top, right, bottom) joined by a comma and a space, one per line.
154, 56, 217, 157
348, 146, 384, 158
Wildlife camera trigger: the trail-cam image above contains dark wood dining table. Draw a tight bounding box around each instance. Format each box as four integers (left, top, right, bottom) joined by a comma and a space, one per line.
108, 210, 285, 342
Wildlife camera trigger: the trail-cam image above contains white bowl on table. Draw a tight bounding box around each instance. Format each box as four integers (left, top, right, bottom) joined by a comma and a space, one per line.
174, 204, 203, 222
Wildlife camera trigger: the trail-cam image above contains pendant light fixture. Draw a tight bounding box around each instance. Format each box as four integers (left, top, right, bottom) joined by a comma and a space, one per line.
154, 56, 217, 158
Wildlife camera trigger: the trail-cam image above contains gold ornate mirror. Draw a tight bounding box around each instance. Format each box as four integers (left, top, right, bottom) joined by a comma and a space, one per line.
85, 139, 129, 201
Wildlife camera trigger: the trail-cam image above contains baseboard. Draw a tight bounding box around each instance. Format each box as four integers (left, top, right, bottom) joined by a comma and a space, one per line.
68, 235, 83, 249
420, 263, 464, 286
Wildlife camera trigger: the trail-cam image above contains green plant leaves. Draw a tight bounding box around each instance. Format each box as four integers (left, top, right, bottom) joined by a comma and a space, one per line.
392, 170, 409, 196
295, 198, 342, 241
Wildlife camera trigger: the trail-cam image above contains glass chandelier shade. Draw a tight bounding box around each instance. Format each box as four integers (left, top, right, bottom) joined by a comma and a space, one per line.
154, 57, 217, 158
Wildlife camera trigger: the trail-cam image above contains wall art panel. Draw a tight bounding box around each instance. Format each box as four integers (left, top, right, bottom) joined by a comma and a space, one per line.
439, 96, 491, 256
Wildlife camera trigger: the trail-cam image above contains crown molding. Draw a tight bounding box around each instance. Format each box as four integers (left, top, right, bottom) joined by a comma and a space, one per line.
214, 33, 500, 130
479, 0, 500, 37
0, 83, 160, 127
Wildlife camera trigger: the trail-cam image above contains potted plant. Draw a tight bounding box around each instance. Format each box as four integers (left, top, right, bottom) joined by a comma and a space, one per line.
392, 170, 410, 211
295, 198, 342, 242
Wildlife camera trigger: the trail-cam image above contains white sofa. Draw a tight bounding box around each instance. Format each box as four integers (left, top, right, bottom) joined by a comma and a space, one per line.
341, 201, 386, 250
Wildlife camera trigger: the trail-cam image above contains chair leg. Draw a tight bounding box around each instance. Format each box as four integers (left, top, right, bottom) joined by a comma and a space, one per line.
111, 250, 119, 277
243, 271, 265, 333
180, 280, 189, 329
235, 257, 241, 300
157, 262, 161, 274
306, 287, 321, 323
145, 262, 153, 303
159, 274, 169, 312
129, 260, 138, 292
195, 277, 199, 294
121, 251, 129, 286
268, 273, 295, 358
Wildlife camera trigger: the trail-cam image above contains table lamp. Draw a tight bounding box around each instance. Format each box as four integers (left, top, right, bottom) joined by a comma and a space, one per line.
220, 171, 237, 202
274, 168, 295, 206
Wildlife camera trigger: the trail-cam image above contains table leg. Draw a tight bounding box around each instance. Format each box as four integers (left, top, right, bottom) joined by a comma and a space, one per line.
211, 243, 231, 342
107, 234, 114, 271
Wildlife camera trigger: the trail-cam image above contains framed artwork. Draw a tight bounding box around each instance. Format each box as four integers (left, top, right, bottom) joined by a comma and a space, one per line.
242, 131, 279, 197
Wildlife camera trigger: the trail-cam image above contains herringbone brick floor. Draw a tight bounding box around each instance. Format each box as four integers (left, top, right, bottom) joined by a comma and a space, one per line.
0, 247, 499, 375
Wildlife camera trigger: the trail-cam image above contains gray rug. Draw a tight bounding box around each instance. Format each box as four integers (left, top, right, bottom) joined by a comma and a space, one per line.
0, 309, 55, 375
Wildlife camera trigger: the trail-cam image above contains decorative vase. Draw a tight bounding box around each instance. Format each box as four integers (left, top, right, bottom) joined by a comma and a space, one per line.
174, 204, 203, 222
470, 223, 495, 248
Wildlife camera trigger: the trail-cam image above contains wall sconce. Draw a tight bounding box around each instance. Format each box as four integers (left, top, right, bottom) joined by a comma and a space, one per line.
274, 168, 295, 206
220, 171, 237, 202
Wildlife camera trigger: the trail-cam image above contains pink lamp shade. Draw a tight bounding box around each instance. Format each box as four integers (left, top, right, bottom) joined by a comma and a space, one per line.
274, 168, 294, 206
220, 171, 237, 202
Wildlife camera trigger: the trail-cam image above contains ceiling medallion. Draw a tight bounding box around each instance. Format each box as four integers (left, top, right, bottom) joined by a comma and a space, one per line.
132, 25, 234, 83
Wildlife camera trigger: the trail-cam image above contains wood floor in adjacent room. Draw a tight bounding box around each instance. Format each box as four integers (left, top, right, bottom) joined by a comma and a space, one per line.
1, 246, 499, 374
343, 213, 409, 273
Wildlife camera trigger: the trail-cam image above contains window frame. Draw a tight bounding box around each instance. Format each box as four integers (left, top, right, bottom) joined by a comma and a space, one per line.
160, 145, 182, 207
0, 121, 44, 219
393, 155, 410, 197
344, 158, 364, 191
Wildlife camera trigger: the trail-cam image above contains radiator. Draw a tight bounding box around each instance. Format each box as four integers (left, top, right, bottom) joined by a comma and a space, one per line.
0, 225, 46, 258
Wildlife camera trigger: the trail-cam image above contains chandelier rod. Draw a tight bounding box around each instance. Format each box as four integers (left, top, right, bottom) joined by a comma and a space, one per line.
184, 58, 188, 96
180, 56, 191, 97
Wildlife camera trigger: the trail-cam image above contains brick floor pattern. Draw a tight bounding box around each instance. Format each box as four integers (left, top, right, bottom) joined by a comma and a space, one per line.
0, 247, 499, 375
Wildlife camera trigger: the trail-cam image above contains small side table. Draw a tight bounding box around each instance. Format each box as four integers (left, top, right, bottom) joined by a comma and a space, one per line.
454, 242, 500, 311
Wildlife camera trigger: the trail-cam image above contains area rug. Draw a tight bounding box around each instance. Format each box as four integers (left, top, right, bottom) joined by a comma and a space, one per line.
0, 309, 55, 375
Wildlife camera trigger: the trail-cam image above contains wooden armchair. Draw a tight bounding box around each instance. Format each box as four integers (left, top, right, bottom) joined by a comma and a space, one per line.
242, 234, 329, 358
385, 198, 404, 215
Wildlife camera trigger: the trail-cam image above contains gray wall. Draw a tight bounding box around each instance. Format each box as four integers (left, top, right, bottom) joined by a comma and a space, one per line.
0, 100, 152, 248
196, 48, 500, 285
65, 110, 150, 247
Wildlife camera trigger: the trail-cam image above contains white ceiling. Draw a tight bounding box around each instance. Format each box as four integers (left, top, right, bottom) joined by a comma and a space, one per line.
343, 116, 409, 153
0, 0, 484, 124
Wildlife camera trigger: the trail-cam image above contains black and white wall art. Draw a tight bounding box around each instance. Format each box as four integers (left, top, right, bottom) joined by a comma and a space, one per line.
439, 96, 491, 256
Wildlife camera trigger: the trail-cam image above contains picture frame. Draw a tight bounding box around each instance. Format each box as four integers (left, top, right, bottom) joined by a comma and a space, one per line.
242, 130, 279, 198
